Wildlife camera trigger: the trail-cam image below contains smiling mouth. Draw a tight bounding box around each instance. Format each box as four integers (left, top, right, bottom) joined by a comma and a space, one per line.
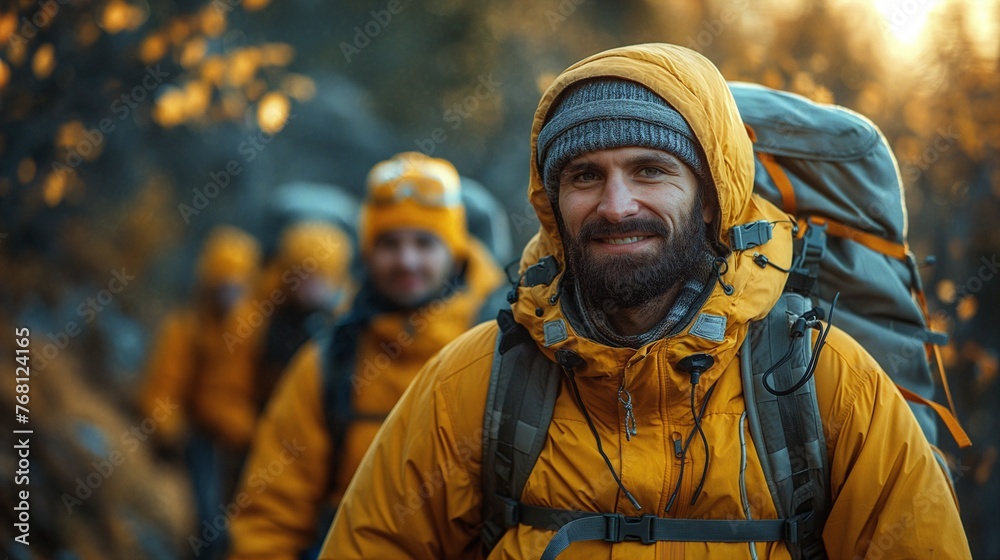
596, 235, 650, 245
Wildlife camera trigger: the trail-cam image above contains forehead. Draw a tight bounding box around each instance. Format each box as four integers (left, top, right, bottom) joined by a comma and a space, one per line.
373, 228, 444, 246
564, 146, 686, 168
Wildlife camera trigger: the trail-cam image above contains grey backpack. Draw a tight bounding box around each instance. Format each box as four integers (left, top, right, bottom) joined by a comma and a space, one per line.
479, 83, 968, 559
730, 82, 967, 448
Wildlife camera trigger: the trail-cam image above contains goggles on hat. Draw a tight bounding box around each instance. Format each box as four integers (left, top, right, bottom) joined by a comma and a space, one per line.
368, 176, 462, 208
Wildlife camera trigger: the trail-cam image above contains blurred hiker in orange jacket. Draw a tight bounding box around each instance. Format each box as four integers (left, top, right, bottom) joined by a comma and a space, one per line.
226, 152, 507, 560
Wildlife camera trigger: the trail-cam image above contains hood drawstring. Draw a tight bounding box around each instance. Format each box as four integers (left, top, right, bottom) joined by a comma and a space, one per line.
557, 349, 643, 513
712, 257, 735, 296
667, 354, 719, 513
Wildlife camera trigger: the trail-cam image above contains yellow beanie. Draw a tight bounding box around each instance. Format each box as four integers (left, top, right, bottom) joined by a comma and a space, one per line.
274, 221, 353, 286
359, 152, 468, 261
196, 225, 261, 287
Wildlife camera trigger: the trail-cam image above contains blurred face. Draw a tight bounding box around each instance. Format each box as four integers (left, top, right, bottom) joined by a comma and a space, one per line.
557, 146, 715, 309
290, 276, 338, 312
203, 283, 245, 320
366, 229, 456, 308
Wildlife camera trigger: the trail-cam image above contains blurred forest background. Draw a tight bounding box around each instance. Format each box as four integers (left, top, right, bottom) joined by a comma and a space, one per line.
1, 0, 999, 558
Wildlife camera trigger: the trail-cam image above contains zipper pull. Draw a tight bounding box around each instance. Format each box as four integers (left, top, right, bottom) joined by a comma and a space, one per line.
618, 386, 637, 441
672, 433, 683, 457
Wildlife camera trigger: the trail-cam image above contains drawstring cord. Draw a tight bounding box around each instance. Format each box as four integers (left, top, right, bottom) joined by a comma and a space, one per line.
562, 358, 643, 512
665, 379, 719, 513
713, 257, 735, 295
762, 293, 840, 396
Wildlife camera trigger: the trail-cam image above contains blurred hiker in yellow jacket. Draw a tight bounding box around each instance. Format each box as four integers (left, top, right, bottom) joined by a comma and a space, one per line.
138, 225, 261, 560
185, 220, 352, 559
226, 152, 507, 560
197, 221, 354, 451
138, 225, 260, 452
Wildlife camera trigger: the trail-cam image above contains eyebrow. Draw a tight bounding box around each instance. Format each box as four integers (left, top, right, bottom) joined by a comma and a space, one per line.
561, 160, 597, 177
625, 153, 684, 173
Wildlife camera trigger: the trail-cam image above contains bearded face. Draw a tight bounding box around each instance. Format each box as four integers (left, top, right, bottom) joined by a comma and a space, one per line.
562, 196, 713, 311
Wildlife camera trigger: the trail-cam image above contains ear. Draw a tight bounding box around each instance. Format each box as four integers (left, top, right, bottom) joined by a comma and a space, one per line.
700, 184, 719, 225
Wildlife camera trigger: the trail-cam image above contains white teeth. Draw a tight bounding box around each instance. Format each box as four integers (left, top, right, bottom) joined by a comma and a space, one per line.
604, 236, 646, 245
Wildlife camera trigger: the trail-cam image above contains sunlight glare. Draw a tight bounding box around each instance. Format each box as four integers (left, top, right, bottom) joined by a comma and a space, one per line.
869, 0, 945, 44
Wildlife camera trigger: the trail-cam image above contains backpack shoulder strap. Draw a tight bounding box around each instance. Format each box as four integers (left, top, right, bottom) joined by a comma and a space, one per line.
481, 308, 562, 556
319, 321, 362, 490
742, 292, 830, 560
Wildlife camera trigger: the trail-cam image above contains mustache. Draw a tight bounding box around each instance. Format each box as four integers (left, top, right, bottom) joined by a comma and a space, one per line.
578, 217, 671, 240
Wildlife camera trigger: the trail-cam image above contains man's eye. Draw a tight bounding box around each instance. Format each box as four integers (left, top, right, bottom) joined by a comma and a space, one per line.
575, 171, 598, 182
639, 167, 664, 178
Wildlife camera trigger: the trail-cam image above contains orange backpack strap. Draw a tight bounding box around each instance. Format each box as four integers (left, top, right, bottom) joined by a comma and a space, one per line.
797, 217, 909, 261
896, 384, 971, 448
757, 152, 797, 215
912, 288, 969, 448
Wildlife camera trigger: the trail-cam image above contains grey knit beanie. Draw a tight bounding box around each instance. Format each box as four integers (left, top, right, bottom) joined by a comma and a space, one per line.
537, 79, 711, 197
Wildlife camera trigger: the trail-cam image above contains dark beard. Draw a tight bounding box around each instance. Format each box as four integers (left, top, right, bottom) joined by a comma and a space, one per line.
563, 201, 713, 311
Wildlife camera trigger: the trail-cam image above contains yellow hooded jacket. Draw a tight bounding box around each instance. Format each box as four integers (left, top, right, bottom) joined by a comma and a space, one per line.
196, 222, 353, 449
227, 238, 504, 560
320, 44, 971, 559
139, 226, 260, 447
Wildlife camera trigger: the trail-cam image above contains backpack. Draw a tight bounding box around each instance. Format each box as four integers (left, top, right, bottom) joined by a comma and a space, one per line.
479, 82, 970, 559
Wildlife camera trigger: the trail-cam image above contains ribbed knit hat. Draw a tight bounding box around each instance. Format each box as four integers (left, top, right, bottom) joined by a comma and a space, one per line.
537, 78, 711, 197
359, 152, 469, 260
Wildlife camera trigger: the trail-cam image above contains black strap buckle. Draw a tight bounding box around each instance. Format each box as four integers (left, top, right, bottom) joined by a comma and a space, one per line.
784, 510, 815, 544
524, 255, 559, 287
729, 220, 774, 251
796, 219, 828, 268
604, 514, 657, 545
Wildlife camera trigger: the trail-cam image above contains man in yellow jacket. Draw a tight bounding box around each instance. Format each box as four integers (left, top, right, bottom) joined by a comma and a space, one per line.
196, 221, 354, 451
226, 152, 506, 559
138, 225, 260, 560
319, 44, 972, 559
139, 225, 261, 453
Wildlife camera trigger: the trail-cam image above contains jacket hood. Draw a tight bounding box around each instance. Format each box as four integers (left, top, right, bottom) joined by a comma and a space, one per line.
514, 43, 794, 374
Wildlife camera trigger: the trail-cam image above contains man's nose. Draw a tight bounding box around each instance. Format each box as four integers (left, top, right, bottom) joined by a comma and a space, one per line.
596, 172, 639, 222
397, 244, 421, 269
